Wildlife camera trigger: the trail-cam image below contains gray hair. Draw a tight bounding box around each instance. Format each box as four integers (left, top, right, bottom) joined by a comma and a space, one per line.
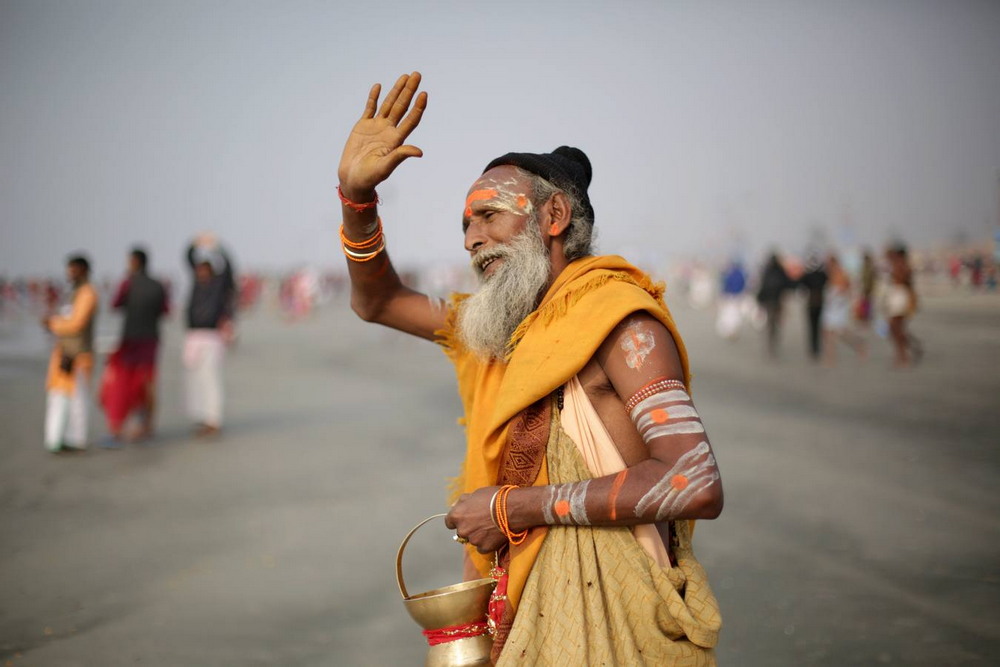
518, 169, 595, 261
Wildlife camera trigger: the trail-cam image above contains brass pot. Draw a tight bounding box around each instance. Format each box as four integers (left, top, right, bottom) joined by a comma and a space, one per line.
396, 514, 495, 666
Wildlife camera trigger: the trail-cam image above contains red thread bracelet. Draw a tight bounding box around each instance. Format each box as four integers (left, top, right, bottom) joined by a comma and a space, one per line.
337, 185, 379, 212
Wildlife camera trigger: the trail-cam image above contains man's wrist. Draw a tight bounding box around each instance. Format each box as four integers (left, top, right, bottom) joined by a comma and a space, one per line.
338, 183, 377, 206
506, 487, 534, 533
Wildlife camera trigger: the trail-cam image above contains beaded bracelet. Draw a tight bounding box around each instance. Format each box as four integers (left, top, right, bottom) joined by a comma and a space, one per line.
337, 185, 379, 212
624, 377, 687, 413
493, 485, 528, 545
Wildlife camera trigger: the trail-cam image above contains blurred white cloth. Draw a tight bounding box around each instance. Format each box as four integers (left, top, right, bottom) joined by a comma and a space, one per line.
44, 368, 90, 450
715, 296, 743, 340
184, 330, 225, 428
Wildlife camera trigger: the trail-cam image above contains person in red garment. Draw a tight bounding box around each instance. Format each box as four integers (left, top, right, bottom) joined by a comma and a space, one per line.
100, 247, 169, 445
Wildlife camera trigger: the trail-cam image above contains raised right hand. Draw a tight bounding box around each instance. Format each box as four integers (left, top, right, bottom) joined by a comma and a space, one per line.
338, 71, 427, 198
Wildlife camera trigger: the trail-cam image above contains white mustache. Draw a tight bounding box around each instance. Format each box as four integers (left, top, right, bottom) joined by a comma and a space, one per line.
471, 245, 511, 275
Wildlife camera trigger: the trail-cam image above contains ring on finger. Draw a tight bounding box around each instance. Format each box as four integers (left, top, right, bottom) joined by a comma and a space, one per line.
453, 535, 469, 544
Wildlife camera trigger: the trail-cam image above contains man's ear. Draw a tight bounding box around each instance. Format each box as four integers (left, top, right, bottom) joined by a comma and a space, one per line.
544, 192, 572, 237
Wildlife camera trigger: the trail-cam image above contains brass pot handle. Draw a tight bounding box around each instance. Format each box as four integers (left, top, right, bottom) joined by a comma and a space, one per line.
395, 513, 449, 600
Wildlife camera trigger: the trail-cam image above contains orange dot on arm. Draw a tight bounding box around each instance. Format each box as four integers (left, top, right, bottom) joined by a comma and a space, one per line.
554, 500, 571, 517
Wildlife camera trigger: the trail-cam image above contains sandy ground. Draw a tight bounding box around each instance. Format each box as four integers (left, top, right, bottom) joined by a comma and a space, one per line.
1, 288, 999, 666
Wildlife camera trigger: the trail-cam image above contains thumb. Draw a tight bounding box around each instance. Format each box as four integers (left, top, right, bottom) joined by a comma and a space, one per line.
381, 145, 423, 173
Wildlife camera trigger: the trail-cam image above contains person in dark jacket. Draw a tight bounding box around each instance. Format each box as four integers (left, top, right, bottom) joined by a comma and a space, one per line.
100, 247, 169, 444
799, 253, 828, 361
756, 252, 793, 357
183, 235, 236, 437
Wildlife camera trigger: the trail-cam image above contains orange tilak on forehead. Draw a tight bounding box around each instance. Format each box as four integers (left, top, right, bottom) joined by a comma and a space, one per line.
464, 188, 498, 218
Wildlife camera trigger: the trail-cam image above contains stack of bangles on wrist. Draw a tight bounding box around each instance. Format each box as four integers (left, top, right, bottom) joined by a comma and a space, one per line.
340, 217, 385, 262
490, 485, 528, 545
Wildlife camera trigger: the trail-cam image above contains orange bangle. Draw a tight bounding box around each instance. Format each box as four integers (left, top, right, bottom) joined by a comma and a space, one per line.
340, 218, 383, 250
494, 485, 528, 545
342, 240, 386, 263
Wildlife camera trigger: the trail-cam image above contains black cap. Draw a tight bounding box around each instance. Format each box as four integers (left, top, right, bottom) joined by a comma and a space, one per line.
483, 146, 594, 223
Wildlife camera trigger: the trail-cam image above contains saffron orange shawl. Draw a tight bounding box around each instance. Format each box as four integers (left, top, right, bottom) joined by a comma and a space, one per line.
436, 255, 690, 613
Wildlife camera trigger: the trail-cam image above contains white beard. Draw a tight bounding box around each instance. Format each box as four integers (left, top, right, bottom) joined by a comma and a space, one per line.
457, 222, 551, 360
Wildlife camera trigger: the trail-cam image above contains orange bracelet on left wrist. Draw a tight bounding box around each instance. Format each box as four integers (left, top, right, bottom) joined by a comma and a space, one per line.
493, 484, 528, 545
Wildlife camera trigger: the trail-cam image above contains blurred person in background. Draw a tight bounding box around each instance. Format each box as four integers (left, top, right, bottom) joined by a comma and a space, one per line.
715, 258, 747, 340
854, 249, 876, 326
821, 254, 866, 366
41, 254, 98, 453
884, 244, 922, 368
183, 235, 236, 437
799, 251, 828, 362
756, 251, 793, 358
99, 247, 169, 446
337, 72, 722, 664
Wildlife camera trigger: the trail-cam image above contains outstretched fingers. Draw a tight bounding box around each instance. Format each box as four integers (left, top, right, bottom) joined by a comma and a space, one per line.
387, 71, 422, 124
361, 83, 381, 119
377, 74, 409, 118
396, 91, 427, 139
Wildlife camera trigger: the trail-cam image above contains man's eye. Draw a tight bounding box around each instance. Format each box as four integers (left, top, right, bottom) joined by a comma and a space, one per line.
484, 211, 495, 220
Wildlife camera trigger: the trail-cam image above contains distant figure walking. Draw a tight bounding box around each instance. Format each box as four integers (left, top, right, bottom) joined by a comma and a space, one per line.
884, 244, 922, 368
855, 250, 876, 325
41, 255, 99, 453
799, 253, 828, 361
756, 252, 793, 357
100, 248, 169, 445
715, 259, 747, 340
184, 235, 236, 437
821, 254, 866, 366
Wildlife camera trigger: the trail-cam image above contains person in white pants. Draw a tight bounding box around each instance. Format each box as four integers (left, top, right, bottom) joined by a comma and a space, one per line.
42, 255, 99, 452
183, 330, 225, 432
184, 236, 236, 437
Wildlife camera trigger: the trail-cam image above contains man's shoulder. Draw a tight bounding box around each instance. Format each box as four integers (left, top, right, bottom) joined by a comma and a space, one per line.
78, 282, 99, 300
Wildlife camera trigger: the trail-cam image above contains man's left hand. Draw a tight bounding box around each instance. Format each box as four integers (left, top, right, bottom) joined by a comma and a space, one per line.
445, 486, 508, 554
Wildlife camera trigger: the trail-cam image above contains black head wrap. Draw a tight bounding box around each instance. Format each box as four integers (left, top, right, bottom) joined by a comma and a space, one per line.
483, 146, 594, 223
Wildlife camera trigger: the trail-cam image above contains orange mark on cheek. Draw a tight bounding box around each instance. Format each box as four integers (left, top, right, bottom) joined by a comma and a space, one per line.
670, 474, 689, 491
650, 408, 670, 424
554, 500, 571, 517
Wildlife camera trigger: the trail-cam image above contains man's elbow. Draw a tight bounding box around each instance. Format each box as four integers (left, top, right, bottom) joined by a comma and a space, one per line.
350, 296, 385, 323
690, 482, 724, 520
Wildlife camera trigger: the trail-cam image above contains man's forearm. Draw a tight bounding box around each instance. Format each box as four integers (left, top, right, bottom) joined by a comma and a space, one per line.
504, 451, 723, 531
340, 187, 405, 322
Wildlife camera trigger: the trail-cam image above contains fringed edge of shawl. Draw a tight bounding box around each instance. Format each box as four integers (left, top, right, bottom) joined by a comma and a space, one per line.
433, 292, 471, 356
504, 271, 666, 359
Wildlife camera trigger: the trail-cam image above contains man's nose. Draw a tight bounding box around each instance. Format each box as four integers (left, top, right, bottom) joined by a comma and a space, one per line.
464, 224, 487, 253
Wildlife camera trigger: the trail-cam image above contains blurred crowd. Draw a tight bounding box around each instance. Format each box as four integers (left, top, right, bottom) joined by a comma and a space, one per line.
2, 234, 996, 452
670, 243, 998, 369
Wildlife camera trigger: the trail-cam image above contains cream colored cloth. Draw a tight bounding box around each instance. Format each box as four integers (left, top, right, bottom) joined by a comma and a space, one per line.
499, 409, 721, 665
561, 374, 672, 568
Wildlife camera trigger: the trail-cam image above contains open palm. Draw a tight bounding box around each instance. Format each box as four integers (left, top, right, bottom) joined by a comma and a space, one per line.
338, 72, 427, 195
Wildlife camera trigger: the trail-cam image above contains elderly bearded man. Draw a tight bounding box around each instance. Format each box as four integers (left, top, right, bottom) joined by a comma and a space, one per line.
338, 72, 723, 665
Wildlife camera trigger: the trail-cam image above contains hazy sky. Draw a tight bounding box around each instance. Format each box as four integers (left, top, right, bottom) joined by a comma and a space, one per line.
2, 0, 999, 277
